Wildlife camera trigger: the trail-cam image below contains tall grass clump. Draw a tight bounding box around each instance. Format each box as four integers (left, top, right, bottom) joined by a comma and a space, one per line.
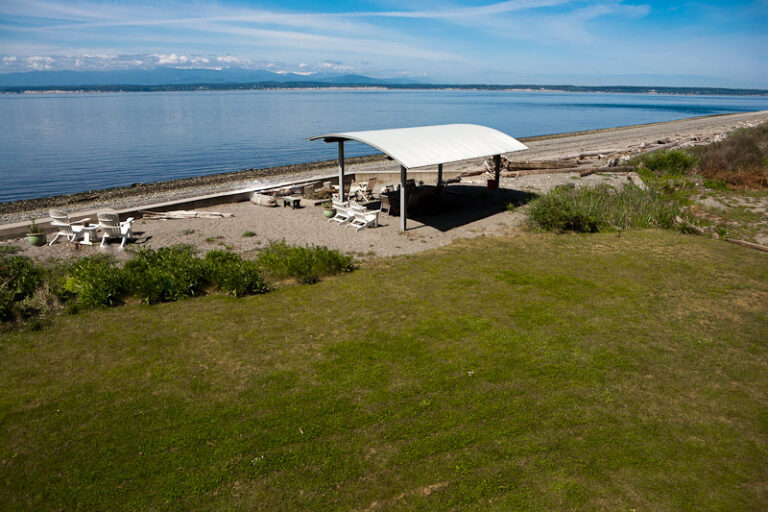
257, 241, 354, 284
63, 255, 125, 309
527, 184, 679, 233
204, 250, 269, 297
0, 254, 44, 321
124, 245, 208, 304
631, 149, 698, 175
694, 123, 768, 188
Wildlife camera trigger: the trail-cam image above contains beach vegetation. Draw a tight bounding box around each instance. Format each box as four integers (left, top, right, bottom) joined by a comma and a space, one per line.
0, 242, 353, 327
0, 253, 44, 321
0, 245, 22, 254
527, 183, 679, 233
241, 230, 256, 237
63, 254, 126, 309
181, 228, 195, 235
693, 122, 768, 188
256, 240, 355, 284
631, 149, 698, 175
204, 250, 269, 297
124, 245, 208, 304
1, 232, 766, 509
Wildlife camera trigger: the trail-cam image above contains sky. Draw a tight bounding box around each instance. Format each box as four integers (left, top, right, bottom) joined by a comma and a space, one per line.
0, 0, 766, 87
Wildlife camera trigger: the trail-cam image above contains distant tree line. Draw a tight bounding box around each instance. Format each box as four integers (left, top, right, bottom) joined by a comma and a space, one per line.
1, 82, 766, 96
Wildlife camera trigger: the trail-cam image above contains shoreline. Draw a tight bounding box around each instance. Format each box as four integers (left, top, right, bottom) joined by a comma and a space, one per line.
2, 110, 767, 226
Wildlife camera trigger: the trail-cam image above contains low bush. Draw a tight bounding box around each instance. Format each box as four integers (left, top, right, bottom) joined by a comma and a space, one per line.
257, 241, 354, 284
63, 255, 125, 308
204, 250, 268, 297
0, 254, 44, 321
527, 184, 680, 233
694, 123, 768, 188
125, 245, 208, 304
631, 149, 698, 175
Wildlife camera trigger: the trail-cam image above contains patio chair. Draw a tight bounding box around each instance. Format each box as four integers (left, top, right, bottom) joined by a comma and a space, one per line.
328, 199, 353, 225
358, 178, 378, 202
97, 213, 134, 248
48, 210, 90, 246
347, 207, 381, 231
379, 194, 391, 218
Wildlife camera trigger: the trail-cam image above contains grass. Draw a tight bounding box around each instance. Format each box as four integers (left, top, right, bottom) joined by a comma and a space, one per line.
694, 123, 768, 189
526, 183, 679, 233
1, 231, 766, 510
627, 125, 768, 242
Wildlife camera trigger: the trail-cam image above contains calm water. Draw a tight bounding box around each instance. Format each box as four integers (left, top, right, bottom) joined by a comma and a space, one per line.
2, 89, 767, 202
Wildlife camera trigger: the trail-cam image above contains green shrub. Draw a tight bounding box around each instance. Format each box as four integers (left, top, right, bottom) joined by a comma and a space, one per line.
527, 184, 680, 233
257, 241, 354, 284
0, 254, 44, 321
242, 231, 256, 237
63, 255, 125, 308
632, 149, 697, 175
125, 245, 207, 304
0, 245, 22, 255
204, 251, 268, 297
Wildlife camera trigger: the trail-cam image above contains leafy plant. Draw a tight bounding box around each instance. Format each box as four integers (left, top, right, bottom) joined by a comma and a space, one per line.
63, 255, 125, 308
0, 254, 44, 321
204, 251, 268, 297
27, 219, 43, 235
0, 245, 22, 255
124, 245, 208, 304
257, 240, 354, 284
242, 231, 256, 237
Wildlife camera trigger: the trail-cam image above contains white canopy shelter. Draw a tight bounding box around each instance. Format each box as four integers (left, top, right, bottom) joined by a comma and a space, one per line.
308, 124, 528, 231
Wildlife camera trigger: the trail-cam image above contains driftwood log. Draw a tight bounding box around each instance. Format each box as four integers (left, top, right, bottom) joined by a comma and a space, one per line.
250, 193, 277, 207
724, 238, 768, 253
141, 210, 235, 219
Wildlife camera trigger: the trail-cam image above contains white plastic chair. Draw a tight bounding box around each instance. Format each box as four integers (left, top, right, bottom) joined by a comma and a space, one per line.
48, 210, 90, 246
97, 213, 134, 248
347, 207, 380, 231
328, 199, 353, 224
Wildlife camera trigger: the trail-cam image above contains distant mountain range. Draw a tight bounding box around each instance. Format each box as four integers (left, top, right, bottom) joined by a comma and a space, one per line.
0, 67, 766, 96
0, 67, 422, 87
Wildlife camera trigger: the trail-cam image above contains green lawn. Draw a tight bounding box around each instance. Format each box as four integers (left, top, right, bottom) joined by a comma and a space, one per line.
1, 231, 767, 510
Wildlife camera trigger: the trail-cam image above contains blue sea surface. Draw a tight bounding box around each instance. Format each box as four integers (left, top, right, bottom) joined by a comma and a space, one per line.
1, 89, 767, 202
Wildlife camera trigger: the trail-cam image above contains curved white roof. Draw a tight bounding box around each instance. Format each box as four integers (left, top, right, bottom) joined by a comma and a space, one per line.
308, 123, 527, 169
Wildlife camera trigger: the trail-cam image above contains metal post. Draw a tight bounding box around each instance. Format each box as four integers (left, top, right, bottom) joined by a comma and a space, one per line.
400, 165, 407, 232
337, 141, 345, 201
493, 154, 501, 190
437, 163, 443, 186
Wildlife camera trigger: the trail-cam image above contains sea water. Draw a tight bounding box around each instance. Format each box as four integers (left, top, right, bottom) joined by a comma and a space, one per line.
2, 89, 767, 202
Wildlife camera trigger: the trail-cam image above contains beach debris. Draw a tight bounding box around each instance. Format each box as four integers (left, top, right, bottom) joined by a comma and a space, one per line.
140, 210, 235, 219
724, 238, 768, 253
250, 193, 278, 207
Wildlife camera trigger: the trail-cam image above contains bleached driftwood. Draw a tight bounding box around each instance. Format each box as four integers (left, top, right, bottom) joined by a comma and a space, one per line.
141, 210, 235, 220
250, 193, 277, 207
724, 238, 768, 253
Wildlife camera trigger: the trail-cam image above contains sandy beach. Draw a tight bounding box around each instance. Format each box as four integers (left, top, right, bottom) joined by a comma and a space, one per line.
2, 110, 767, 261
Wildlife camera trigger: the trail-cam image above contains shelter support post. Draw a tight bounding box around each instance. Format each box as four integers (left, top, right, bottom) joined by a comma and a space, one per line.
493, 154, 501, 189
437, 163, 443, 186
337, 141, 345, 202
400, 165, 407, 232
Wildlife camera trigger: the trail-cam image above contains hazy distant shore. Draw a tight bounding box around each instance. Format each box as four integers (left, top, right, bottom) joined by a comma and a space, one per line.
2, 82, 767, 96
2, 110, 766, 227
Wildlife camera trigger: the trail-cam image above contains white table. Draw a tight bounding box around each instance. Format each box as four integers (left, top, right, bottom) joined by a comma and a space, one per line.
79, 225, 99, 245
